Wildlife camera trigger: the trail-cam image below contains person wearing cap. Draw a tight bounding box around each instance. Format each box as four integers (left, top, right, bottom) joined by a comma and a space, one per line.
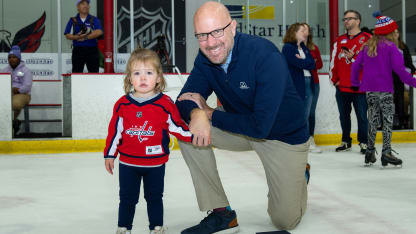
1, 45, 33, 135
64, 0, 103, 73
329, 10, 371, 154
350, 13, 416, 167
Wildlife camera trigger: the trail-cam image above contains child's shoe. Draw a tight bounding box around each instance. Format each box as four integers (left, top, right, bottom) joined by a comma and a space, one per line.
150, 226, 167, 234
116, 227, 131, 234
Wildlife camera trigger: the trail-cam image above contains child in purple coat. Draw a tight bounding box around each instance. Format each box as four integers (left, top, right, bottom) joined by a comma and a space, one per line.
351, 13, 416, 167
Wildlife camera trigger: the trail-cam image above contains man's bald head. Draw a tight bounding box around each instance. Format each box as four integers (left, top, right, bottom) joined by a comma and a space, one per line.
194, 1, 231, 30
193, 1, 236, 64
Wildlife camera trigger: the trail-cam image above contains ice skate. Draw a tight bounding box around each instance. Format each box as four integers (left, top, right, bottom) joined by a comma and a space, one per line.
364, 148, 377, 166
335, 141, 351, 152
380, 150, 402, 168
359, 143, 367, 155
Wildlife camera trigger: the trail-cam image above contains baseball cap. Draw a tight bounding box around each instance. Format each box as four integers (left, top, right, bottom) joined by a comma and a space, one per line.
76, 0, 90, 6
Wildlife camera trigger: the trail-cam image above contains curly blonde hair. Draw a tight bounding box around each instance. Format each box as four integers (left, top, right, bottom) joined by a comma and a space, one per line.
365, 32, 398, 57
123, 48, 166, 94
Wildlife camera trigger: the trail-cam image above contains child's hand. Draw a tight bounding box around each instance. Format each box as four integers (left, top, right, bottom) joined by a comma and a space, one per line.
105, 158, 115, 175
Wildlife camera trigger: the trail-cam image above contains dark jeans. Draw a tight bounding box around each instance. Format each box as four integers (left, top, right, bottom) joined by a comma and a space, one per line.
309, 82, 320, 136
71, 46, 99, 73
335, 88, 368, 144
118, 163, 165, 231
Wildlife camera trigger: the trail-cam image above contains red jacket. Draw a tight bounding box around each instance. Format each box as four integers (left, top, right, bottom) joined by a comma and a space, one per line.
330, 32, 371, 92
310, 44, 323, 84
104, 94, 192, 166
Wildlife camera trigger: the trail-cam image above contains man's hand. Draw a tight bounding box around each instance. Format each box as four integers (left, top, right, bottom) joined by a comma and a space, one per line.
178, 92, 214, 120
76, 33, 88, 41
105, 158, 115, 175
12, 87, 19, 95
189, 109, 211, 147
343, 49, 354, 60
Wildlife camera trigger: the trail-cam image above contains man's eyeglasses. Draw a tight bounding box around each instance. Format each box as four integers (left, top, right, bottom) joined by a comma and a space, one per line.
195, 22, 232, 41
343, 17, 358, 22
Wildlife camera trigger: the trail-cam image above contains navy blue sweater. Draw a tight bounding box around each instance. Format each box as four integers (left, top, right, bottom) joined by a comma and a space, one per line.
176, 32, 308, 145
282, 42, 316, 99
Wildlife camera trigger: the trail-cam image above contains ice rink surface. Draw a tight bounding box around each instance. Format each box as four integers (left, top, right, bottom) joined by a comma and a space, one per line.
1, 143, 415, 234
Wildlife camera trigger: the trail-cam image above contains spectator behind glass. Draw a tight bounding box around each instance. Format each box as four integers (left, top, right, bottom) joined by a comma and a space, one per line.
282, 23, 316, 143
329, 10, 371, 154
302, 23, 323, 153
1, 45, 33, 135
64, 0, 103, 73
351, 13, 416, 167
392, 29, 416, 129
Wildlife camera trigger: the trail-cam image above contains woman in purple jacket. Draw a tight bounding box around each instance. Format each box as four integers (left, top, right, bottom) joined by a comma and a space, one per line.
351, 13, 416, 167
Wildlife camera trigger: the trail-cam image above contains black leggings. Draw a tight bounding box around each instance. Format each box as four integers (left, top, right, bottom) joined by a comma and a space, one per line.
367, 92, 394, 153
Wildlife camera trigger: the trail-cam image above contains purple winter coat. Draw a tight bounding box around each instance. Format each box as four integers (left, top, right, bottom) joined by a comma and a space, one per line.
351, 40, 416, 93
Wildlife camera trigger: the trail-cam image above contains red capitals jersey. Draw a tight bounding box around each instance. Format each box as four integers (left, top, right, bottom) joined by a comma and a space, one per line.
104, 93, 192, 166
330, 32, 371, 93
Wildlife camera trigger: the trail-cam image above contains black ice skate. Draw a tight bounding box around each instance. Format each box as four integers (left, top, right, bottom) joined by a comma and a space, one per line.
364, 148, 377, 166
381, 150, 402, 168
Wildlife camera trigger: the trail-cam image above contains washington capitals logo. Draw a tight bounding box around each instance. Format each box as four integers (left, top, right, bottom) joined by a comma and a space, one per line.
125, 121, 155, 142
0, 12, 46, 53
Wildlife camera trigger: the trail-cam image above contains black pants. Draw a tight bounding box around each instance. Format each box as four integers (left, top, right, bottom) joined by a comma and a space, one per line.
71, 46, 99, 73
393, 75, 405, 128
118, 163, 165, 231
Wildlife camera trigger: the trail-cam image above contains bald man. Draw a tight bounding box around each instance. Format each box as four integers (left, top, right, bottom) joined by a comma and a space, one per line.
176, 2, 309, 233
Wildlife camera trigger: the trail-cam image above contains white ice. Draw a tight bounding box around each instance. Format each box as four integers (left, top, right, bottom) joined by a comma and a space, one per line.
1, 143, 416, 234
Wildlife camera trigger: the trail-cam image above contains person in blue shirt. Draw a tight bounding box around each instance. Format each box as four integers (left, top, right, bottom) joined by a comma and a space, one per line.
64, 0, 103, 73
282, 23, 316, 130
175, 2, 310, 233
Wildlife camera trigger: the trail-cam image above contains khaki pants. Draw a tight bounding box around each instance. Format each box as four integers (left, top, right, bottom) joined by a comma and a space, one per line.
12, 93, 31, 120
178, 126, 309, 230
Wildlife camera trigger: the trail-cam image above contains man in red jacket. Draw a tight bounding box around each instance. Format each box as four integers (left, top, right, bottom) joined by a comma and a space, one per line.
330, 10, 371, 154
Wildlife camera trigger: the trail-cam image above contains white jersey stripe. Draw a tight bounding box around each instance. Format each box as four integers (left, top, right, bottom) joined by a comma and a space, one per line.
167, 114, 192, 137
329, 41, 338, 80
109, 117, 124, 156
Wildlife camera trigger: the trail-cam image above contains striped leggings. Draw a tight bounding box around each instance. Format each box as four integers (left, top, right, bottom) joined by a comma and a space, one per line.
366, 92, 394, 153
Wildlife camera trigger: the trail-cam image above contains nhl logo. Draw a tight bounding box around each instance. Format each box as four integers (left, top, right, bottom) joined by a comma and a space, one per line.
117, 6, 171, 55
137, 112, 142, 118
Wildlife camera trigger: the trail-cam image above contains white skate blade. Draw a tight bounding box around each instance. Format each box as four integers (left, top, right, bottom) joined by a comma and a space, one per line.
363, 162, 375, 167
380, 164, 403, 169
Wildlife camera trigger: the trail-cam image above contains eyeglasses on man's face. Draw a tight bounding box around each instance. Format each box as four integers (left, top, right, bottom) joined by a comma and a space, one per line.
343, 17, 358, 22
195, 21, 232, 41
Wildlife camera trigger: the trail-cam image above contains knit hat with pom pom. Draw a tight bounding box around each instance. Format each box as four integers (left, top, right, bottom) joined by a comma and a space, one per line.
373, 11, 398, 35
